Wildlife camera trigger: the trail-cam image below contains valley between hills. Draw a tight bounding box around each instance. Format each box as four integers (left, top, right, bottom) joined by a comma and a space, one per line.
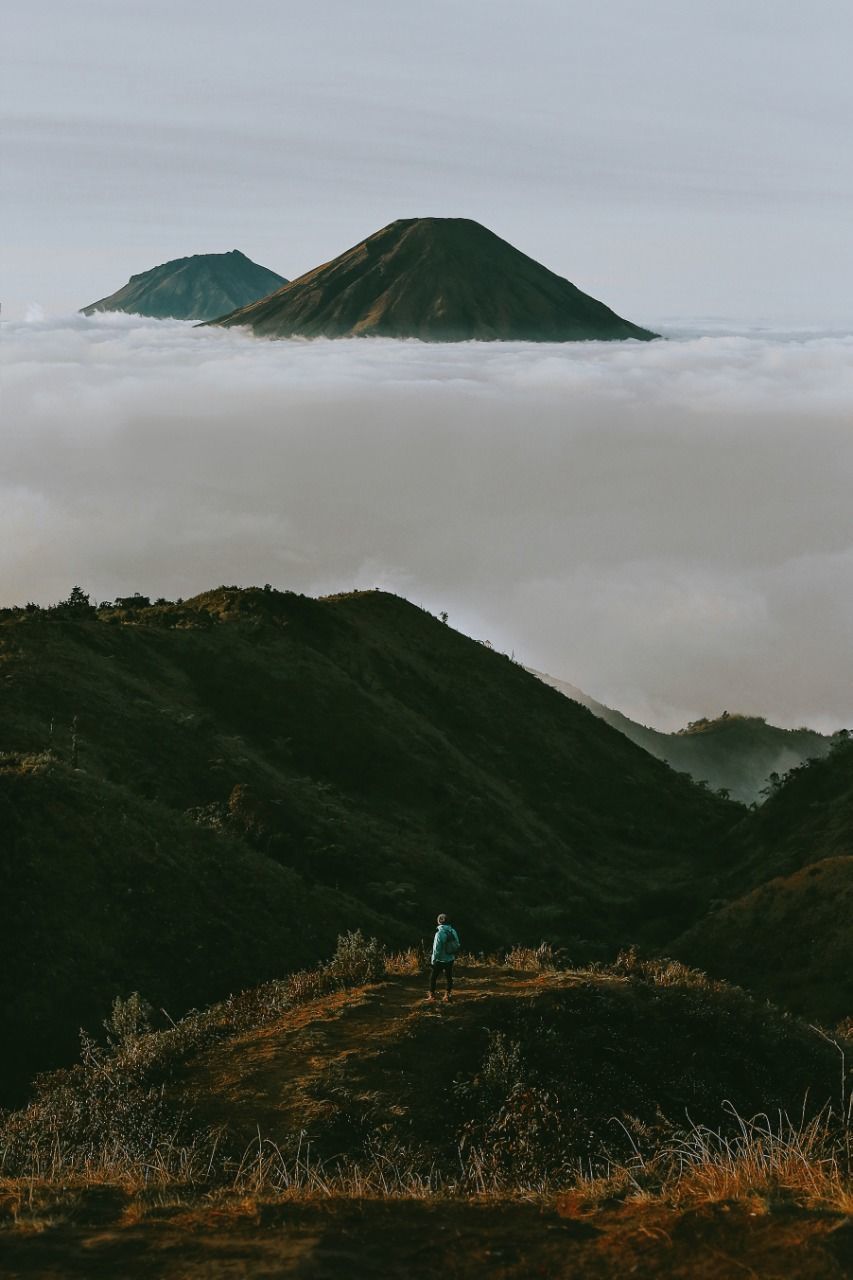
0, 585, 850, 1277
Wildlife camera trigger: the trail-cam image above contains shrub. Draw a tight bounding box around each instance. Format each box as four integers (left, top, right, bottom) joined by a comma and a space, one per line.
103, 993, 153, 1049
384, 948, 422, 975
324, 930, 386, 986
504, 943, 556, 971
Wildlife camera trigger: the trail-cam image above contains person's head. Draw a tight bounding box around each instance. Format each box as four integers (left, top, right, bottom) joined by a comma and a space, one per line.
437, 913, 447, 925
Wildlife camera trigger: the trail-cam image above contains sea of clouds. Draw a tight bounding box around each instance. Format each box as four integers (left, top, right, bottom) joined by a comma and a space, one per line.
3, 312, 852, 733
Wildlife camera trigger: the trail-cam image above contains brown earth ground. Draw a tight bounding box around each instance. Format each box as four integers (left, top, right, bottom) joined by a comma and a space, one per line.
0, 1196, 850, 1279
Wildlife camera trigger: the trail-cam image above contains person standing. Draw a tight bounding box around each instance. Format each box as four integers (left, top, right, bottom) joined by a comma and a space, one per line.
427, 913, 460, 1003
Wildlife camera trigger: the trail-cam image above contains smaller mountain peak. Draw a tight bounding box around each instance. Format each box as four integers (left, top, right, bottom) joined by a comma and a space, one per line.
81, 251, 287, 321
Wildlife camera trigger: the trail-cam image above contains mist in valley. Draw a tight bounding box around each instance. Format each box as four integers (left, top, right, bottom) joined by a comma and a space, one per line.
3, 311, 851, 734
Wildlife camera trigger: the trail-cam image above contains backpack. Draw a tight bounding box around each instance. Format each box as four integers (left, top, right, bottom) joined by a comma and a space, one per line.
445, 926, 461, 957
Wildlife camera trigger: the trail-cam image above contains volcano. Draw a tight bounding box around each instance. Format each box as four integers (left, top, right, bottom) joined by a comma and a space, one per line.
81, 250, 287, 322
207, 218, 657, 341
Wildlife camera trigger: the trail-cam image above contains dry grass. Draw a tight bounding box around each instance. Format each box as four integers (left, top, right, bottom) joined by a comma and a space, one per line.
3, 1104, 849, 1219
572, 1103, 853, 1215
609, 947, 733, 990
2, 947, 849, 1227
383, 948, 423, 975
502, 944, 558, 972
667, 1107, 853, 1211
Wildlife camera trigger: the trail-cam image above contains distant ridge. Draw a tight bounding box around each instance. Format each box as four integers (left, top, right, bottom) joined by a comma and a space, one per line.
531, 669, 835, 803
81, 251, 287, 322
207, 217, 657, 341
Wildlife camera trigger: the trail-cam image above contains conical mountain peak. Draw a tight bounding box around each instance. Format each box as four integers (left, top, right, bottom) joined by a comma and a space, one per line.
208, 218, 657, 342
81, 251, 288, 322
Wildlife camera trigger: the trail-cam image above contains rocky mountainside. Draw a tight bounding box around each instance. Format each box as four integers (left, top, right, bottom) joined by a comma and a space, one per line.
81, 250, 287, 321
207, 218, 657, 341
0, 586, 733, 1100
532, 670, 835, 804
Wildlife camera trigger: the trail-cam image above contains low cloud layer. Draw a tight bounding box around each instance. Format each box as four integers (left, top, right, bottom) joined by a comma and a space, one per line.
3, 314, 852, 732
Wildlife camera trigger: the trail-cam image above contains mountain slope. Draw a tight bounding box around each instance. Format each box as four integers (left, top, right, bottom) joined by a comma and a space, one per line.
0, 587, 736, 1097
673, 737, 853, 1022
723, 735, 853, 890
674, 857, 853, 1025
0, 756, 373, 1104
81, 251, 287, 321
532, 670, 835, 804
208, 218, 657, 341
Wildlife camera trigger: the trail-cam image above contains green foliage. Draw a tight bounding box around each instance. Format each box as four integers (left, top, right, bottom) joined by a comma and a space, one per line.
50, 585, 96, 618
103, 993, 153, 1049
0, 757, 363, 1104
63, 585, 91, 609
325, 930, 386, 986
0, 1025, 182, 1168
668, 733, 853, 1024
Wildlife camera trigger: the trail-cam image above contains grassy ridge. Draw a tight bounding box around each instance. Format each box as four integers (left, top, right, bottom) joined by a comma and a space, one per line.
0, 588, 739, 1100
1, 949, 848, 1212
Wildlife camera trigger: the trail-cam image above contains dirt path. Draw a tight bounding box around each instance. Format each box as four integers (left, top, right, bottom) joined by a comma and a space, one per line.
184, 965, 558, 1144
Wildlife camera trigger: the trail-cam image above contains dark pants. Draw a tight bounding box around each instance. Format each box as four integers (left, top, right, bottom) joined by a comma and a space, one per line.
430, 961, 454, 995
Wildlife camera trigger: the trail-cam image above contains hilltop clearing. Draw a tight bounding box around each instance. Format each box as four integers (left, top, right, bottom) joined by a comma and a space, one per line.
1, 955, 849, 1278
207, 217, 657, 341
0, 587, 737, 1099
178, 962, 839, 1167
3, 956, 843, 1191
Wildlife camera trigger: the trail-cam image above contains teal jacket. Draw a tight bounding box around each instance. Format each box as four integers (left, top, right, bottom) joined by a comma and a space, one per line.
432, 923, 460, 964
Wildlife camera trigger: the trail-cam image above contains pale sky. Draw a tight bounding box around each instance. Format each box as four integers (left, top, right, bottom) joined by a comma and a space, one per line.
3, 0, 852, 324
2, 3, 852, 734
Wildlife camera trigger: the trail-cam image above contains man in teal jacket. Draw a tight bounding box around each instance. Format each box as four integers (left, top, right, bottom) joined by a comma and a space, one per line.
427, 913, 460, 1003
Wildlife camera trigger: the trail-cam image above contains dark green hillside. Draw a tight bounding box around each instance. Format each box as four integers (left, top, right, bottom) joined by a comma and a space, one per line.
675, 857, 853, 1025
0, 757, 381, 1103
674, 737, 853, 1022
733, 734, 853, 883
0, 588, 737, 1099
